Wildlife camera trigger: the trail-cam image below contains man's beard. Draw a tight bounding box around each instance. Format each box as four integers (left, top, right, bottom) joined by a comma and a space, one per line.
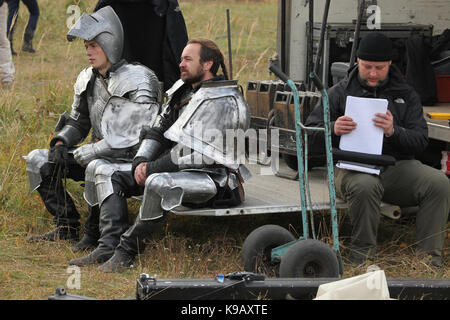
358, 73, 389, 88
181, 66, 205, 85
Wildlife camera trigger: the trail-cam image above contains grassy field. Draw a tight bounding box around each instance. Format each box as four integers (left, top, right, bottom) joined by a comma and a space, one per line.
0, 0, 448, 300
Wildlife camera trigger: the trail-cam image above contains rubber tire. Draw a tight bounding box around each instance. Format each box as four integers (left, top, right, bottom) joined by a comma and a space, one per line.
279, 239, 340, 278
241, 225, 296, 277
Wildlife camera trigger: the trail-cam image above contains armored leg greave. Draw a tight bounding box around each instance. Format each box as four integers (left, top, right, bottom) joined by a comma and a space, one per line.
139, 171, 217, 220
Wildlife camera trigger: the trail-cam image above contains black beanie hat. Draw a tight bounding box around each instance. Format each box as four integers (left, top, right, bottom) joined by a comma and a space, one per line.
357, 32, 393, 61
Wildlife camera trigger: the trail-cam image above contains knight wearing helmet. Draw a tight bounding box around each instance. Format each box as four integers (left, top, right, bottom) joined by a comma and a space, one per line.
23, 6, 160, 248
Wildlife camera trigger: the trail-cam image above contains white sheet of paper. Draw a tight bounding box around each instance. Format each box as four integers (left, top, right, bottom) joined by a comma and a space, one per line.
339, 96, 388, 155
336, 161, 381, 175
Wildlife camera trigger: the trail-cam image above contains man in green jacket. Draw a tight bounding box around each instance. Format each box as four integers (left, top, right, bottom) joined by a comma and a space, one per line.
306, 32, 449, 267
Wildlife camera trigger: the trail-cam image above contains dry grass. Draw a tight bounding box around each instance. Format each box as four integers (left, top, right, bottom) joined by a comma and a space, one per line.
0, 0, 448, 300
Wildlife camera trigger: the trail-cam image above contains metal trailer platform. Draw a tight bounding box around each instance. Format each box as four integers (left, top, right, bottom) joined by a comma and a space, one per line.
171, 161, 346, 217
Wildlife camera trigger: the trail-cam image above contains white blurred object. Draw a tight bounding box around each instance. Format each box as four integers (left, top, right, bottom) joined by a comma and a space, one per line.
366, 264, 381, 273
380, 202, 401, 220
314, 270, 393, 300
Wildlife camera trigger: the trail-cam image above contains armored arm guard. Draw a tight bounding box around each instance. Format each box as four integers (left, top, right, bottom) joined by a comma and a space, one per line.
51, 68, 94, 147
131, 125, 165, 175
50, 125, 84, 147
109, 64, 161, 104
126, 65, 161, 104
50, 105, 87, 148
135, 139, 163, 161
73, 139, 132, 167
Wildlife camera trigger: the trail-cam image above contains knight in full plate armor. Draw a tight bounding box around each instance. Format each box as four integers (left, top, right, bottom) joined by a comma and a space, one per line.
72, 38, 250, 271
22, 6, 160, 248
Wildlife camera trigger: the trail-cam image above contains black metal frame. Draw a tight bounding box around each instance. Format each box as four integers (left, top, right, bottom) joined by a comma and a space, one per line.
49, 273, 450, 300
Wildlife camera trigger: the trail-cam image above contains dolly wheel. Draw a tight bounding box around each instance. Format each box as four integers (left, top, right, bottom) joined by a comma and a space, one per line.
241, 225, 296, 277
279, 239, 339, 278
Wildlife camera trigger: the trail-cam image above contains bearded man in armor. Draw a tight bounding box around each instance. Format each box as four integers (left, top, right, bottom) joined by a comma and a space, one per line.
67, 38, 250, 270
23, 6, 160, 250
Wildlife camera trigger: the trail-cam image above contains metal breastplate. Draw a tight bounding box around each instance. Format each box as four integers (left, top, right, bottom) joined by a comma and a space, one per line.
86, 64, 159, 141
164, 80, 250, 169
87, 76, 111, 140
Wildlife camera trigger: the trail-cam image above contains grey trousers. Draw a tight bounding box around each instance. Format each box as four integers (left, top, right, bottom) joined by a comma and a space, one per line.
335, 160, 450, 260
0, 3, 15, 83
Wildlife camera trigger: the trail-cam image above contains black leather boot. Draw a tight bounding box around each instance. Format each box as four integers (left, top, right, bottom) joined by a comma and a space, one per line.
72, 206, 100, 253
36, 165, 81, 227
69, 247, 114, 266
22, 28, 37, 53
97, 248, 135, 272
69, 194, 129, 266
98, 214, 166, 272
28, 163, 81, 242
97, 193, 130, 251
28, 225, 79, 242
71, 234, 98, 253
113, 214, 161, 256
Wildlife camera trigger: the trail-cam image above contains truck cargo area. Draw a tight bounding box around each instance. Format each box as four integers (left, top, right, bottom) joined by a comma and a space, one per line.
172, 160, 346, 217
